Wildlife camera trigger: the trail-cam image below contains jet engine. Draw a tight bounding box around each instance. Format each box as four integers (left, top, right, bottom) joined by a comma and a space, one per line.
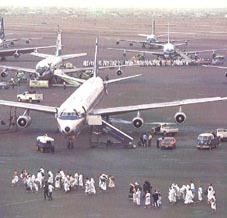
132, 111, 144, 128
225, 72, 227, 78
174, 111, 187, 124
1, 69, 8, 78
116, 68, 123, 76
13, 51, 20, 58
25, 40, 30, 44
17, 115, 32, 128
10, 41, 15, 46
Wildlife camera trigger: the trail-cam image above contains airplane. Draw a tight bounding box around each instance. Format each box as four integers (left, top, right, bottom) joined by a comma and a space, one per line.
0, 17, 42, 48
202, 65, 227, 78
116, 20, 185, 49
0, 27, 87, 80
0, 38, 227, 149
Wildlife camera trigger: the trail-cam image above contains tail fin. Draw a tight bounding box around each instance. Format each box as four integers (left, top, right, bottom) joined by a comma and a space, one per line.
93, 37, 99, 77
167, 22, 170, 43
152, 19, 155, 35
55, 26, 62, 56
0, 17, 5, 39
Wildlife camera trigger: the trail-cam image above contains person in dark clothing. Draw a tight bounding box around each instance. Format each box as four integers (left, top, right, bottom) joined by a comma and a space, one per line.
143, 181, 152, 198
43, 181, 49, 200
152, 190, 159, 208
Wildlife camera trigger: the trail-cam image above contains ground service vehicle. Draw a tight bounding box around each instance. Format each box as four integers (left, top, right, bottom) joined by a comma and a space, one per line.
160, 136, 176, 149
36, 134, 55, 153
152, 123, 179, 136
0, 81, 10, 89
17, 91, 43, 103
197, 133, 220, 150
216, 128, 227, 141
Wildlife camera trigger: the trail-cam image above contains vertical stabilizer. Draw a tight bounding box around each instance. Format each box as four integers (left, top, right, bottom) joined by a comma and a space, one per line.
0, 17, 5, 39
55, 26, 62, 56
152, 19, 155, 35
167, 22, 170, 43
93, 37, 98, 78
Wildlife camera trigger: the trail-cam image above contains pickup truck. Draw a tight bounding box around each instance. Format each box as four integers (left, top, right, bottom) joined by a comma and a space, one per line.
151, 123, 179, 136
216, 128, 227, 142
17, 91, 43, 103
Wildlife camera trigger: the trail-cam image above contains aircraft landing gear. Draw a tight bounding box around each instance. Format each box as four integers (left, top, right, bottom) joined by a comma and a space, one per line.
67, 136, 75, 149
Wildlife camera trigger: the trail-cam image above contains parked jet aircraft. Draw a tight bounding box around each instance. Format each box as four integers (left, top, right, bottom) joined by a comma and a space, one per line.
0, 27, 87, 80
0, 38, 227, 149
0, 17, 42, 48
116, 20, 184, 49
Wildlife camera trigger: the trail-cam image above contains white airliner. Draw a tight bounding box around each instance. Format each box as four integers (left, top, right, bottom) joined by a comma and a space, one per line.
0, 27, 87, 80
1, 38, 227, 149
0, 17, 42, 48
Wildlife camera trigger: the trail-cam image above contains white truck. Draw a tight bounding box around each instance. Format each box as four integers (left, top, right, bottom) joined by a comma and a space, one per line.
152, 123, 179, 136
17, 91, 43, 103
216, 128, 227, 141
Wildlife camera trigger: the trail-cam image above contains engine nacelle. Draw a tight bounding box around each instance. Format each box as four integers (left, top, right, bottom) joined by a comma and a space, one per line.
174, 111, 187, 124
1, 70, 8, 78
225, 72, 227, 78
13, 51, 20, 58
25, 40, 30, 44
10, 41, 15, 46
17, 115, 32, 128
116, 69, 123, 76
132, 117, 144, 128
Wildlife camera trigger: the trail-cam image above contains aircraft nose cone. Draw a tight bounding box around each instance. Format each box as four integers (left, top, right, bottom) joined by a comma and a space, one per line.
65, 126, 71, 133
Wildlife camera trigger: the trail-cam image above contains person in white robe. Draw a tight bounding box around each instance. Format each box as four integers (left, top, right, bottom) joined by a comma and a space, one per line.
136, 188, 141, 206
11, 170, 19, 186
197, 185, 203, 202
210, 195, 216, 212
90, 178, 96, 194
190, 181, 196, 199
36, 170, 44, 188
207, 185, 215, 204
184, 187, 194, 204
168, 186, 176, 205
74, 172, 79, 189
55, 172, 61, 189
85, 178, 90, 195
79, 173, 84, 189
108, 175, 115, 189
144, 191, 151, 208
47, 171, 54, 185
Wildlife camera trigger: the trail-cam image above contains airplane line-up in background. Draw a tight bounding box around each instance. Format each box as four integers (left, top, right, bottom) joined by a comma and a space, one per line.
0, 27, 140, 83
0, 17, 57, 61
0, 17, 42, 48
1, 38, 227, 149
110, 24, 227, 62
116, 20, 187, 49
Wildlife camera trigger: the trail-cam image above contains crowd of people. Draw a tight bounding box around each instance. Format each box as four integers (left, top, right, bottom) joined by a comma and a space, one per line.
11, 167, 115, 200
128, 181, 162, 209
168, 181, 216, 212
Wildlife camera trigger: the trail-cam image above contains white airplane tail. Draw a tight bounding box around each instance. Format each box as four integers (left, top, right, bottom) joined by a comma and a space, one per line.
0, 17, 5, 39
93, 37, 98, 78
167, 23, 170, 43
55, 26, 62, 56
152, 19, 155, 35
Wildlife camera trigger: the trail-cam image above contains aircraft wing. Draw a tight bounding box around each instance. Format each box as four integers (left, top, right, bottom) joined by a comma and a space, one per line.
0, 45, 55, 58
108, 47, 164, 56
30, 52, 55, 59
0, 100, 57, 114
91, 96, 227, 116
104, 74, 142, 84
202, 65, 227, 69
0, 65, 36, 74
185, 48, 227, 55
60, 53, 87, 60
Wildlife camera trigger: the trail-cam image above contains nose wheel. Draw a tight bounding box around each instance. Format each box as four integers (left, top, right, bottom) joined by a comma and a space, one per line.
67, 135, 75, 149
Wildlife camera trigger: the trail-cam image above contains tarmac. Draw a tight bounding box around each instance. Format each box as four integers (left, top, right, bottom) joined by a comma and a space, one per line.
0, 11, 227, 218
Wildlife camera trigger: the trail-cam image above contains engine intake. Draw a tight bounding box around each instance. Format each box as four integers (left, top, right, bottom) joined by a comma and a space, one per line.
132, 117, 144, 128
13, 51, 20, 58
17, 115, 32, 128
116, 69, 123, 76
225, 72, 227, 78
174, 111, 187, 124
1, 70, 8, 78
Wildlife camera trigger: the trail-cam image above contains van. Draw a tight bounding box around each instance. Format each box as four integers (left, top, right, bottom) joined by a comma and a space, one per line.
197, 133, 219, 150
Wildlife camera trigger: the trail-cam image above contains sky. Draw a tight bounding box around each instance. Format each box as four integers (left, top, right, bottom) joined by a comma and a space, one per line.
1, 0, 227, 9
